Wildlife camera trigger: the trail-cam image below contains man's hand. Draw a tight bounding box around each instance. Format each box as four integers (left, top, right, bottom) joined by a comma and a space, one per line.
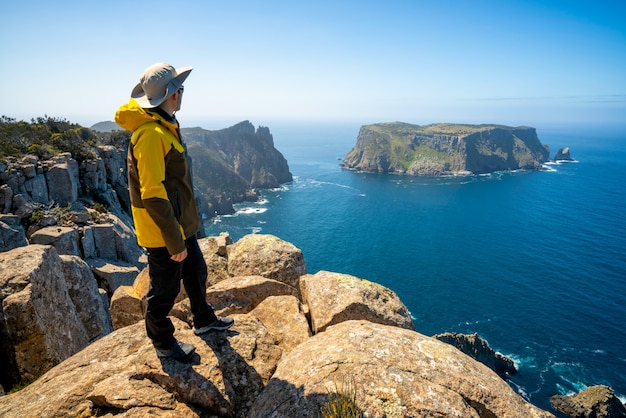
171, 248, 188, 262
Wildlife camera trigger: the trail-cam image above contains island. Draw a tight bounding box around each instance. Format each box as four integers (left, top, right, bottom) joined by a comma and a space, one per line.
342, 122, 551, 176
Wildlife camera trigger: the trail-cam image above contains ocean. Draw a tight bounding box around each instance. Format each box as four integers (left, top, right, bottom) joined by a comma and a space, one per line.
203, 121, 626, 414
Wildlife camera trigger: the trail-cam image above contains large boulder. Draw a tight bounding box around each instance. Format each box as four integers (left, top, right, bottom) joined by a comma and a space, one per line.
198, 233, 232, 286
551, 385, 626, 418
0, 317, 282, 418
0, 215, 27, 253
300, 270, 415, 333
0, 184, 13, 214
29, 225, 82, 256
0, 245, 112, 387
59, 255, 113, 342
79, 157, 107, 192
227, 234, 306, 287
23, 172, 48, 204
109, 266, 187, 330
109, 235, 234, 330
247, 294, 311, 353
249, 320, 554, 418
45, 153, 80, 207
87, 258, 141, 296
171, 275, 300, 324
96, 145, 124, 186
82, 213, 146, 269
109, 284, 145, 330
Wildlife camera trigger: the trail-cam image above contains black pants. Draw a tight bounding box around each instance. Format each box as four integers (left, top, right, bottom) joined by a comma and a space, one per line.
145, 235, 217, 350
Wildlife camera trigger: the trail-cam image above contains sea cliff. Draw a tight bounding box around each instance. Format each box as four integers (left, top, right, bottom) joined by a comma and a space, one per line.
342, 122, 551, 176
0, 234, 554, 417
1, 117, 619, 417
181, 121, 293, 216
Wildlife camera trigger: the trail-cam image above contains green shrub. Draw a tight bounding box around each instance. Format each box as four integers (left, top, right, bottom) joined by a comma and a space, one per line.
0, 115, 101, 162
93, 203, 108, 214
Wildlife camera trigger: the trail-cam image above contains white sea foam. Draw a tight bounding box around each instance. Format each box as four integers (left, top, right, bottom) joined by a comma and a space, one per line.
309, 179, 360, 191
237, 207, 268, 215
507, 353, 536, 370
541, 164, 557, 172
269, 186, 288, 192
545, 159, 579, 166
461, 318, 492, 326
555, 383, 574, 396
508, 380, 530, 401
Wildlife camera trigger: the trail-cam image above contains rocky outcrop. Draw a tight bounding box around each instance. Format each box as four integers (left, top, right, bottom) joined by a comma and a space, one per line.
185, 121, 292, 189
109, 233, 234, 330
227, 233, 306, 287
251, 320, 552, 418
0, 317, 282, 418
91, 119, 292, 218
111, 233, 306, 330
1, 119, 293, 251
0, 147, 137, 251
0, 245, 112, 389
0, 233, 555, 417
434, 332, 517, 376
30, 225, 82, 256
554, 147, 574, 161
551, 385, 626, 417
300, 270, 415, 333
0, 215, 27, 252
342, 122, 551, 176
182, 121, 293, 216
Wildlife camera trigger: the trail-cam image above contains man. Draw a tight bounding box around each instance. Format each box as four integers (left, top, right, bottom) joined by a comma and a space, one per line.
115, 62, 233, 361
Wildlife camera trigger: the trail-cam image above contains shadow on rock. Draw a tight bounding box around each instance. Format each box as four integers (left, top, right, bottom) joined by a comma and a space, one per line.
197, 328, 266, 418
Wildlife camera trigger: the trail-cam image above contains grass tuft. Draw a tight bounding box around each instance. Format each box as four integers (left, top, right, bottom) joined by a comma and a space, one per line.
320, 378, 364, 418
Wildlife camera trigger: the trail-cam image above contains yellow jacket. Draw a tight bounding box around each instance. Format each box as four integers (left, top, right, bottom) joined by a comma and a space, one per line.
115, 99, 200, 254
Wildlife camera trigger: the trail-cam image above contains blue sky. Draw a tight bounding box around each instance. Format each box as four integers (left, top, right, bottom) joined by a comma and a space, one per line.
2, 0, 625, 129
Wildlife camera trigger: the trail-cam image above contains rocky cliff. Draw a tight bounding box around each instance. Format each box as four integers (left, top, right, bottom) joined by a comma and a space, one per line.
1, 118, 613, 417
0, 233, 555, 418
91, 118, 293, 217
433, 332, 517, 377
0, 118, 291, 255
180, 121, 292, 216
342, 122, 551, 176
551, 385, 626, 417
554, 147, 574, 161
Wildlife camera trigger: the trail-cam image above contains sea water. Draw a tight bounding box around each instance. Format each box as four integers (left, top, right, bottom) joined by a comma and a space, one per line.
203, 121, 626, 414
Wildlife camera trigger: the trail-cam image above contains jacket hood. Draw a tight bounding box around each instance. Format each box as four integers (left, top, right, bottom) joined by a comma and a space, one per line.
114, 99, 177, 133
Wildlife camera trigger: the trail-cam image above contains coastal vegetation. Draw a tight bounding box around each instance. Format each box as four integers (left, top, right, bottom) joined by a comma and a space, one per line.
0, 116, 129, 164
0, 116, 291, 220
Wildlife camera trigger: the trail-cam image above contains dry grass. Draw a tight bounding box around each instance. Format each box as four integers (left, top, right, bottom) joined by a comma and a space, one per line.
320, 378, 364, 418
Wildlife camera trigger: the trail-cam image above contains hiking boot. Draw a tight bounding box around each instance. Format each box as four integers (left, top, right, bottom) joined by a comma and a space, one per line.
192, 316, 234, 335
155, 340, 195, 361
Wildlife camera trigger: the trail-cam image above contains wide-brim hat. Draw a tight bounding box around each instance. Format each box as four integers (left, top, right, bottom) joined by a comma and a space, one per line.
131, 62, 192, 108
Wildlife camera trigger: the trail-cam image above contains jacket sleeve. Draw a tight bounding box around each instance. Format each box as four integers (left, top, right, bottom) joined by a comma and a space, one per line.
132, 128, 186, 255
